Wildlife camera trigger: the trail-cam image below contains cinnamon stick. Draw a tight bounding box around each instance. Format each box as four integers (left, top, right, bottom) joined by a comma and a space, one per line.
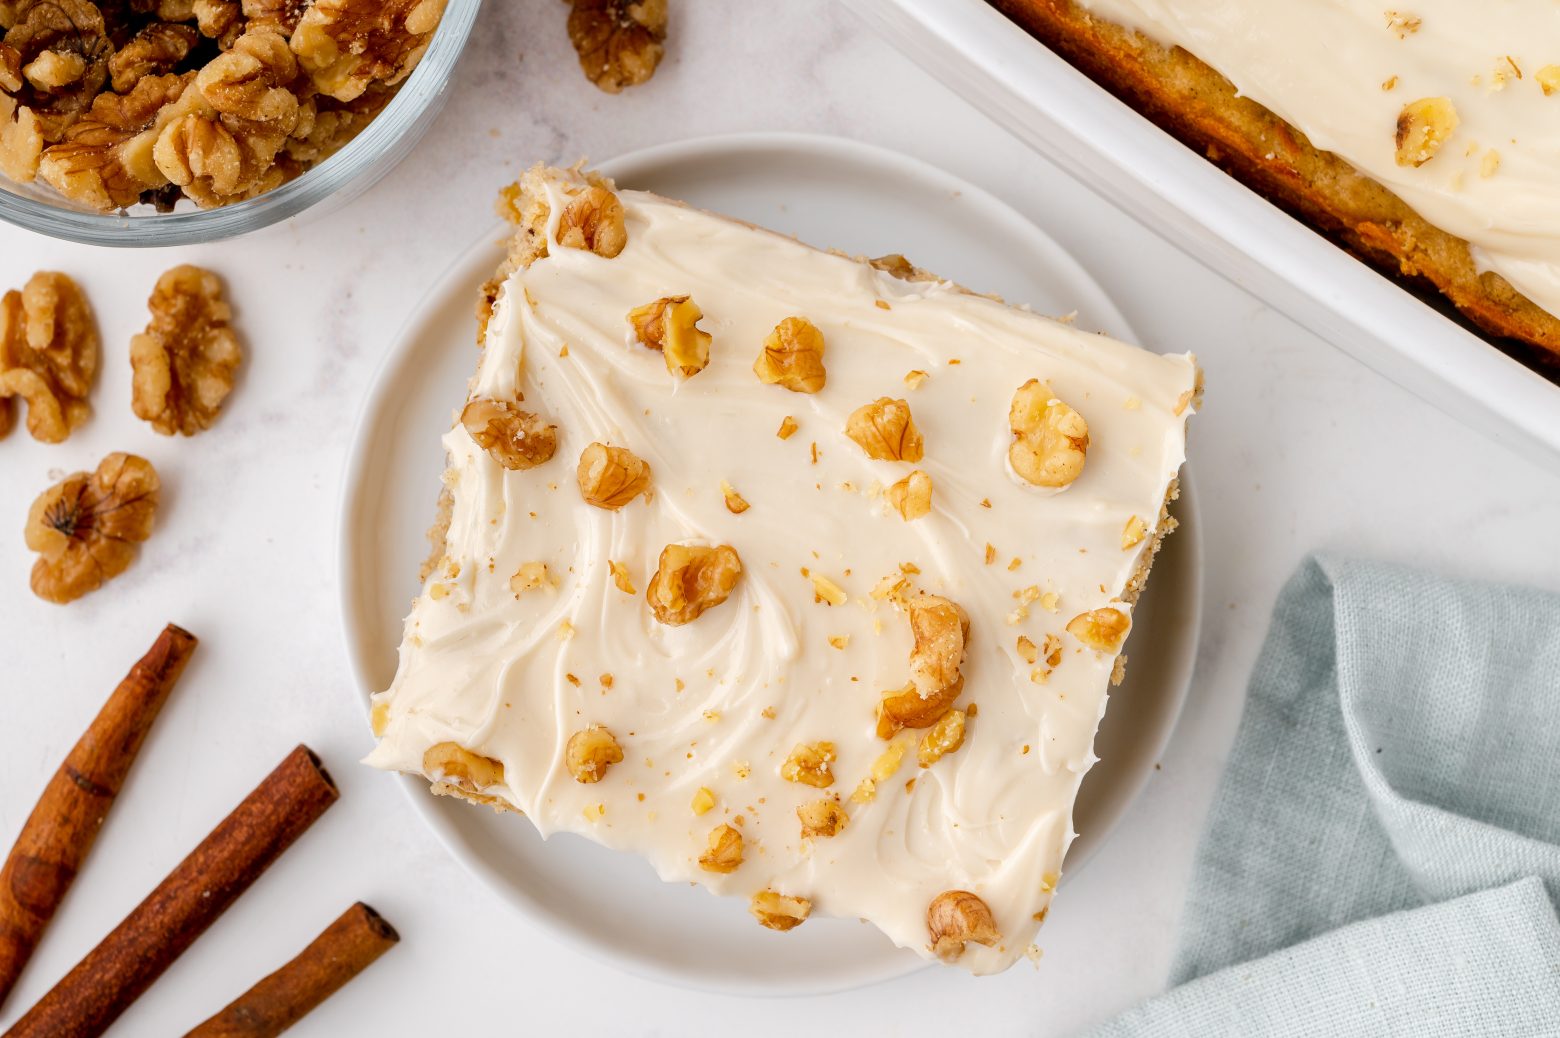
184, 902, 399, 1037
0, 623, 197, 1013
6, 744, 338, 1038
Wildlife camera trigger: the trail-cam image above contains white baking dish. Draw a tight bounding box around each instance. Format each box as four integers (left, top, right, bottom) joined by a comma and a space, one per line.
845, 0, 1560, 467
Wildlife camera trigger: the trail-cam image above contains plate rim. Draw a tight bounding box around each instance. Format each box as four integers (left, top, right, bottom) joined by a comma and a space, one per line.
336, 130, 1204, 997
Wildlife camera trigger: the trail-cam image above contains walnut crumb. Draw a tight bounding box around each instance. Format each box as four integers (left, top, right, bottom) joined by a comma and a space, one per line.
1122, 515, 1148, 549
776, 415, 798, 439
750, 890, 810, 931
1395, 97, 1459, 167
781, 741, 835, 787
721, 479, 749, 514
797, 797, 847, 839
698, 823, 743, 873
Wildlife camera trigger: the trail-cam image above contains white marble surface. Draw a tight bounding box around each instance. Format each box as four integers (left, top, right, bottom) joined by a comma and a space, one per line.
1, 2, 1558, 1035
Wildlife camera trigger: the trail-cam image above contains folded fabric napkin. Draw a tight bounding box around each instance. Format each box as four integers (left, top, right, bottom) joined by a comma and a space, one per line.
1090, 556, 1560, 1037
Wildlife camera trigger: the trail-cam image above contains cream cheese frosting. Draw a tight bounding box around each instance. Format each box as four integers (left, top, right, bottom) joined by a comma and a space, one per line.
365, 169, 1198, 973
1078, 0, 1560, 317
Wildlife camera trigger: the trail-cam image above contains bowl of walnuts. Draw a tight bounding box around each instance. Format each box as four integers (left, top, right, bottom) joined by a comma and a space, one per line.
0, 0, 480, 246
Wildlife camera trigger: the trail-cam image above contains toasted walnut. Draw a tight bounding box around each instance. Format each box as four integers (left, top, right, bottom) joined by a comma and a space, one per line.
461, 398, 557, 470
0, 271, 97, 443
1009, 379, 1088, 488
108, 22, 198, 92
243, 0, 309, 34
781, 741, 835, 788
1122, 515, 1147, 549
1067, 607, 1130, 652
608, 559, 636, 595
423, 741, 504, 791
0, 93, 43, 181
647, 542, 741, 626
4, 0, 109, 126
577, 441, 651, 508
750, 889, 811, 932
720, 479, 749, 514
26, 452, 158, 604
565, 725, 624, 783
291, 0, 445, 102
877, 677, 962, 740
776, 415, 798, 440
869, 253, 917, 280
927, 891, 1000, 962
917, 709, 966, 768
1539, 65, 1560, 96
510, 561, 556, 594
810, 573, 847, 606
557, 184, 627, 258
698, 823, 744, 873
1016, 635, 1038, 665
195, 29, 299, 125
797, 797, 847, 839
907, 594, 970, 699
628, 294, 709, 377
35, 72, 191, 210
192, 0, 240, 37
846, 397, 923, 461
1395, 97, 1458, 167
282, 85, 390, 164
129, 265, 241, 436
566, 0, 665, 94
887, 469, 932, 521
690, 786, 716, 816
753, 316, 826, 393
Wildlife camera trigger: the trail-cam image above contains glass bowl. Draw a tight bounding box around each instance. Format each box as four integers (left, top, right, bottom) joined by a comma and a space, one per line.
0, 0, 481, 247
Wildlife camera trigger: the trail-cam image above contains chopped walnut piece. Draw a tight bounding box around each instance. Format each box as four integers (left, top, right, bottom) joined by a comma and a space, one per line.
1122, 515, 1148, 549
646, 542, 742, 626
192, 0, 241, 37
565, 0, 666, 94
35, 72, 191, 210
423, 741, 504, 792
577, 441, 651, 508
1008, 379, 1088, 488
917, 708, 966, 768
781, 741, 836, 788
698, 823, 744, 873
4, 0, 109, 127
129, 265, 241, 436
753, 316, 826, 393
907, 594, 970, 699
927, 890, 1000, 962
26, 452, 158, 604
869, 253, 917, 280
877, 677, 962, 740
510, 561, 556, 594
108, 21, 198, 92
690, 786, 716, 815
1067, 607, 1131, 652
845, 396, 923, 462
557, 184, 627, 257
1539, 65, 1560, 96
0, 93, 43, 182
291, 0, 445, 102
721, 479, 749, 514
811, 573, 847, 606
776, 415, 798, 440
0, 270, 97, 443
565, 725, 623, 783
1016, 635, 1038, 665
1395, 97, 1458, 167
797, 797, 847, 839
461, 398, 557, 470
887, 469, 932, 521
608, 559, 636, 595
243, 0, 309, 34
628, 294, 709, 377
750, 889, 811, 931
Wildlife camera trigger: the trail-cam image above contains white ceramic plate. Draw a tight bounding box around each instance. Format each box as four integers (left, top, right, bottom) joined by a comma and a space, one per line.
846, 0, 1560, 469
338, 132, 1203, 996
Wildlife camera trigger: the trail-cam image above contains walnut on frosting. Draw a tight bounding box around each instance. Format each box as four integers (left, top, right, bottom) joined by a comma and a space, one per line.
628, 294, 710, 378
887, 469, 932, 521
846, 397, 923, 462
1008, 379, 1088, 488
1395, 97, 1458, 167
577, 441, 651, 508
927, 891, 1000, 962
565, 725, 624, 783
878, 594, 970, 739
557, 184, 627, 258
1067, 607, 1131, 652
797, 797, 848, 839
462, 397, 557, 470
781, 741, 836, 788
750, 890, 811, 931
754, 316, 826, 393
647, 542, 742, 626
698, 823, 744, 873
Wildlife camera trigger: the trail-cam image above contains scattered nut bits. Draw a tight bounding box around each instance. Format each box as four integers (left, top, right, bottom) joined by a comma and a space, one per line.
917, 708, 966, 768
845, 396, 923, 462
698, 823, 744, 873
565, 0, 666, 94
557, 184, 627, 258
750, 889, 811, 932
797, 797, 847, 839
577, 441, 651, 508
565, 725, 624, 783
608, 558, 637, 595
0, 270, 97, 443
1395, 96, 1459, 167
887, 469, 932, 521
720, 479, 749, 514
461, 397, 558, 470
1016, 635, 1038, 665
423, 741, 505, 792
753, 316, 826, 393
1066, 606, 1131, 652
26, 452, 158, 604
129, 264, 240, 435
1008, 379, 1088, 488
647, 542, 741, 626
628, 294, 710, 378
291, 0, 445, 102
927, 890, 1000, 962
781, 741, 836, 788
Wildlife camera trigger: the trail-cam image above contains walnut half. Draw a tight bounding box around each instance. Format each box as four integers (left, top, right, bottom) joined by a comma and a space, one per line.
577, 441, 651, 508
647, 542, 741, 626
461, 397, 557, 470
1009, 379, 1088, 488
845, 397, 923, 461
0, 270, 98, 443
565, 725, 623, 783
26, 452, 159, 604
628, 294, 710, 378
753, 316, 826, 393
130, 265, 241, 436
927, 890, 1000, 962
566, 0, 666, 94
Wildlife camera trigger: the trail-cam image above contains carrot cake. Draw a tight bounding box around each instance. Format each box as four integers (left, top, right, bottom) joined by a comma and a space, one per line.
364, 164, 1200, 973
990, 0, 1560, 364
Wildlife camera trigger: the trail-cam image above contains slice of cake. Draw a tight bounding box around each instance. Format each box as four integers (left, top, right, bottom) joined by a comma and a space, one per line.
364, 164, 1200, 973
989, 0, 1560, 365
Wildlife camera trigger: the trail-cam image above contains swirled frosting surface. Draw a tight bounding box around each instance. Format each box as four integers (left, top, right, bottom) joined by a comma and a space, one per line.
366, 171, 1197, 972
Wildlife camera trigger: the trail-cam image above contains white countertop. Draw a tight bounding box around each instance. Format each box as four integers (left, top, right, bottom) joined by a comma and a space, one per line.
2, 3, 1558, 1035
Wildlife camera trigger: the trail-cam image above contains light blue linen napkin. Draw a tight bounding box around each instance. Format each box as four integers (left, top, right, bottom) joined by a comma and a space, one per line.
1090, 556, 1560, 1037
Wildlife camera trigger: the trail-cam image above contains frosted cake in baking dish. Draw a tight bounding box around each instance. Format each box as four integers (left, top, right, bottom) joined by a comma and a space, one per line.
364, 163, 1200, 972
